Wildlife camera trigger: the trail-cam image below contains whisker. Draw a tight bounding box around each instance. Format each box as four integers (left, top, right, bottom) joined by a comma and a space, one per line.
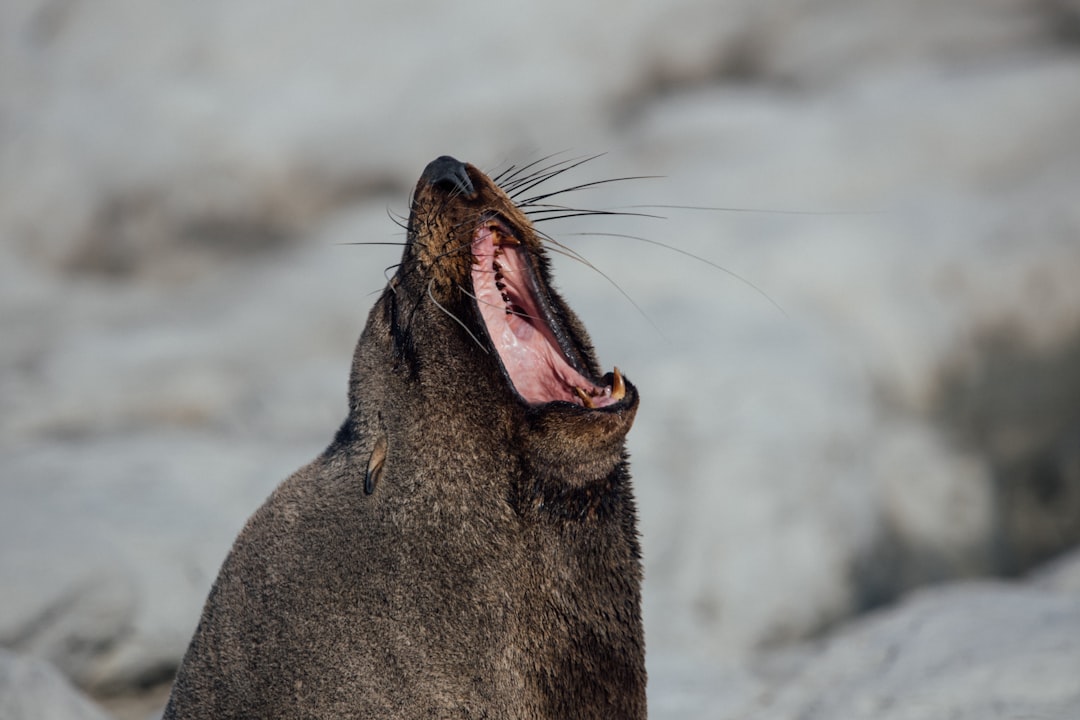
612, 204, 881, 216
521, 203, 653, 215
497, 152, 593, 193
564, 231, 787, 318
428, 280, 488, 354
505, 153, 608, 198
516, 176, 663, 207
490, 150, 573, 186
537, 231, 670, 343
384, 262, 403, 287
529, 209, 665, 222
456, 284, 540, 323
386, 206, 410, 230
384, 231, 478, 292
335, 242, 408, 247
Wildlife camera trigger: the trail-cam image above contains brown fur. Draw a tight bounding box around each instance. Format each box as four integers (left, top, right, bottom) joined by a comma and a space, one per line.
163, 157, 645, 719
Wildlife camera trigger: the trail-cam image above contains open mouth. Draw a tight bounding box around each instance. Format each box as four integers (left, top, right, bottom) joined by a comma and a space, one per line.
471, 217, 624, 409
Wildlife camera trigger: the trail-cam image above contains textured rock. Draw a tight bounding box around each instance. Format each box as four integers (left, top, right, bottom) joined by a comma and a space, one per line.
0, 649, 112, 720
1, 0, 1079, 702
743, 575, 1080, 720
615, 49, 1080, 654
0, 437, 316, 693
650, 553, 1080, 719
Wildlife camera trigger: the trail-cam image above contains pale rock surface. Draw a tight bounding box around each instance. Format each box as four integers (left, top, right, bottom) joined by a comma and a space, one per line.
742, 581, 1080, 720
650, 550, 1080, 719
0, 649, 112, 720
1, 0, 1079, 714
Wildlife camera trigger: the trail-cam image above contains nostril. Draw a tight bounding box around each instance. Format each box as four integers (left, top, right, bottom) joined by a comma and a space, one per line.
421, 155, 476, 198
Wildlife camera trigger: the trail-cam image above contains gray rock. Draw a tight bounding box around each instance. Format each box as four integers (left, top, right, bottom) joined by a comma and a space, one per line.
620, 48, 1080, 655
649, 563, 1080, 719
747, 580, 1080, 720
0, 436, 316, 693
0, 649, 111, 720
2, 0, 1080, 695
0, 0, 1061, 278
1033, 547, 1080, 594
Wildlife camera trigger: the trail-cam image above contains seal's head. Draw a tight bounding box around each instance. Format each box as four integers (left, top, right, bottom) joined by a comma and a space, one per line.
351, 156, 638, 501
412, 156, 629, 410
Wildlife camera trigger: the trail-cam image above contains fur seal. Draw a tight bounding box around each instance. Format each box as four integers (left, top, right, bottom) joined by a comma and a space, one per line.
163, 156, 645, 719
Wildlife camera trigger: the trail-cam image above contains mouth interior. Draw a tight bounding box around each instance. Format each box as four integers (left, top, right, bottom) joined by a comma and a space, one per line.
471, 220, 622, 408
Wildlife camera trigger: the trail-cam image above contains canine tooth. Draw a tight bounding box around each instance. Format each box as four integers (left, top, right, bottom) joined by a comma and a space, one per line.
610, 367, 625, 401
573, 387, 595, 409
492, 230, 521, 247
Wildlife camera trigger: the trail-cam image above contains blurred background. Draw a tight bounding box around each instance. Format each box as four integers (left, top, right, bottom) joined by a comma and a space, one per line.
2, 1, 1079, 718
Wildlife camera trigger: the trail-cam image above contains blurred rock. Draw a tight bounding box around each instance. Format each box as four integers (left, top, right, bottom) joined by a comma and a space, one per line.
0, 649, 112, 720
650, 552, 1080, 719
745, 575, 1080, 719
1, 0, 1064, 279
0, 436, 316, 693
1, 0, 1080, 705
1033, 546, 1080, 593
618, 47, 1080, 654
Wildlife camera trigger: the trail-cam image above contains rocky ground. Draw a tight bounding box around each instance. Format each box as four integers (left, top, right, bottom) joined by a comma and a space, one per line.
2, 1, 1080, 718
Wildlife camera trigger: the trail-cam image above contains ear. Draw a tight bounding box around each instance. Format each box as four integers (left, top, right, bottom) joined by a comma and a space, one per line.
364, 433, 388, 495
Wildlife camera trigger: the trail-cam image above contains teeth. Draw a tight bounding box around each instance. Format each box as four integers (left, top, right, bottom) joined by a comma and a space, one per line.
573, 386, 595, 409
490, 227, 521, 247
610, 367, 625, 401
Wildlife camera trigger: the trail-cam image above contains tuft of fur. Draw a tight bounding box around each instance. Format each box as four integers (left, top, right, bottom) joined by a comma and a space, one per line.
163, 158, 645, 719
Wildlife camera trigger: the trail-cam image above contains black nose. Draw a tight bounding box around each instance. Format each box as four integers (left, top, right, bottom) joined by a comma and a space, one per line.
420, 155, 476, 197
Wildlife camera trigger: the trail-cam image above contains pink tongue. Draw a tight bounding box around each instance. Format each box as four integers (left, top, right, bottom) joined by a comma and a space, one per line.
499, 310, 588, 403
471, 223, 613, 407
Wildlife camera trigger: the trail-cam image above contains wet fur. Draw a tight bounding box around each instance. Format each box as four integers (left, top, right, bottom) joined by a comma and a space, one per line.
163, 159, 645, 719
